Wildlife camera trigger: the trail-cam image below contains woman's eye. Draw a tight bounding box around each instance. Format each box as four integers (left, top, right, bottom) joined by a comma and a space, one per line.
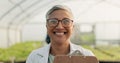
50, 20, 57, 24
63, 20, 70, 24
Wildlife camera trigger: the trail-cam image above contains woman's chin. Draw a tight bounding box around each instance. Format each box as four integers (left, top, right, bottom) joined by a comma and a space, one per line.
53, 39, 66, 44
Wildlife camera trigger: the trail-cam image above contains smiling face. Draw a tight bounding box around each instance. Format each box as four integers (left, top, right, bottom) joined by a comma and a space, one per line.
46, 10, 74, 44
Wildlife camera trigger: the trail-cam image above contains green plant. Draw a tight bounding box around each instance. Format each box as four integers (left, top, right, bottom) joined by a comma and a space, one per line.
82, 45, 120, 61
0, 41, 43, 62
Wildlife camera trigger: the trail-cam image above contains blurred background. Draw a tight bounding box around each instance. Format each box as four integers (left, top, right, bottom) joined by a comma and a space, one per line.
0, 0, 120, 63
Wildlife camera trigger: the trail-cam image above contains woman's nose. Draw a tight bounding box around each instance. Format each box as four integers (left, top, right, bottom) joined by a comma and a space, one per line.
56, 22, 64, 29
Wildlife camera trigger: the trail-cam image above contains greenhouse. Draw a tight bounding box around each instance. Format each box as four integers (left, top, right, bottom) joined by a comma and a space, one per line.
0, 0, 120, 63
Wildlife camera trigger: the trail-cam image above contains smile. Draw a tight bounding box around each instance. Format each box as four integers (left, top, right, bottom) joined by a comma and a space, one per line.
53, 32, 67, 35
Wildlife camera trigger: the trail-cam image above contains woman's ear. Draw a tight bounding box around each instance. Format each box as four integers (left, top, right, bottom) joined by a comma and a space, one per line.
72, 25, 74, 30
46, 25, 48, 33
46, 25, 48, 29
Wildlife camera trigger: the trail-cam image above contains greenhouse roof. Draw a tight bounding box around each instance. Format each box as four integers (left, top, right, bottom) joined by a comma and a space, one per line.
0, 0, 120, 29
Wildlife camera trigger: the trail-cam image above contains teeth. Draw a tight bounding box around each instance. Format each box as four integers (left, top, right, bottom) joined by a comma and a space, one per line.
55, 32, 64, 35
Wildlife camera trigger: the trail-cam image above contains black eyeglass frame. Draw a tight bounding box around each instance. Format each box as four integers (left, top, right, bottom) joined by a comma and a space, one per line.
47, 18, 73, 27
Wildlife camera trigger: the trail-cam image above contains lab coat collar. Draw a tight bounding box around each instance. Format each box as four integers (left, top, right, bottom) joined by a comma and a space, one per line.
70, 42, 79, 54
36, 44, 51, 63
36, 42, 81, 63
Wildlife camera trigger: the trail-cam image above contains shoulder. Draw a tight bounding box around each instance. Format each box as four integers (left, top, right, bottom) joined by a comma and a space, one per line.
70, 43, 95, 56
28, 44, 50, 57
29, 46, 46, 56
26, 44, 50, 63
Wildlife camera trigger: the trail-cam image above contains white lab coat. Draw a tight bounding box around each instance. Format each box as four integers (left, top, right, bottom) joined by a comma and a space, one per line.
26, 43, 94, 63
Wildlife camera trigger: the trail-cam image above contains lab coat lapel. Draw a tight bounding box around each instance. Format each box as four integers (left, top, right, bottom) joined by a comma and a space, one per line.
37, 44, 51, 63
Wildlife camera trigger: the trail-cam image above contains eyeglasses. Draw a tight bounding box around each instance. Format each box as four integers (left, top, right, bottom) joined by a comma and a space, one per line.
47, 18, 73, 27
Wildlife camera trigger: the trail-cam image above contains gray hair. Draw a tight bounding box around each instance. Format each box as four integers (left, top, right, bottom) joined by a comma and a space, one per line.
46, 5, 73, 19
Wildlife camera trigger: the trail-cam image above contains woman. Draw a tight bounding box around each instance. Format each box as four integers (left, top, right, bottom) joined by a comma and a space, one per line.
26, 5, 94, 63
